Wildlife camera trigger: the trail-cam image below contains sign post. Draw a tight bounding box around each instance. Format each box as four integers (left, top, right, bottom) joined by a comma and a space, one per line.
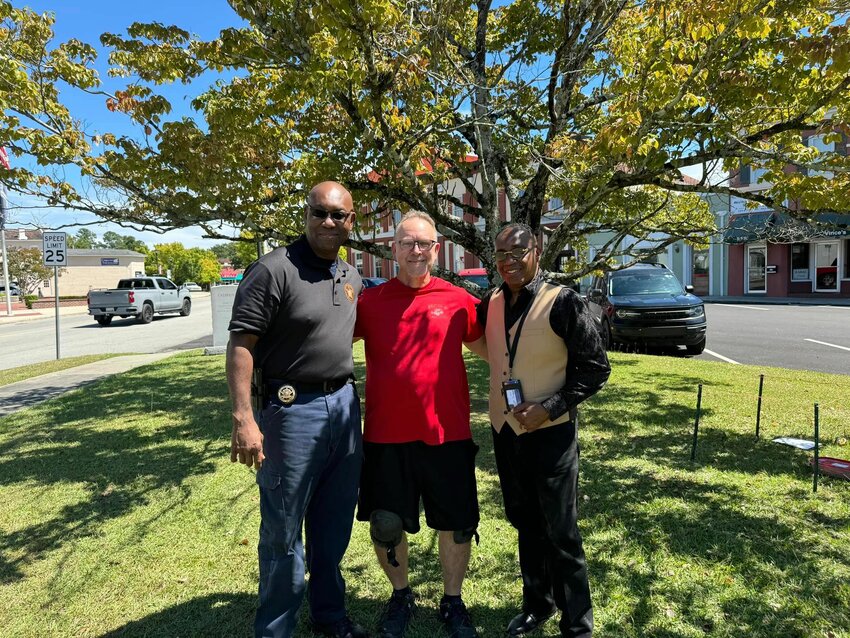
0, 190, 11, 317
42, 232, 67, 360
1, 147, 13, 317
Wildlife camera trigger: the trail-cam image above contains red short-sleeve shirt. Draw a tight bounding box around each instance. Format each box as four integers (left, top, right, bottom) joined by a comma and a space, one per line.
354, 277, 483, 444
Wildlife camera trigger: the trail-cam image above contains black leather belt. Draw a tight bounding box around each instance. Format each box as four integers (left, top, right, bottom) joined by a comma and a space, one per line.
266, 377, 351, 401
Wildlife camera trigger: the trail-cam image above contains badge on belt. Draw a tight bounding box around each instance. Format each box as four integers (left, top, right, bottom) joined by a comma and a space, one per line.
277, 384, 297, 405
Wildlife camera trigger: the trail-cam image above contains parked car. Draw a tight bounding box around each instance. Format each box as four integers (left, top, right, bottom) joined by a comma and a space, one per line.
0, 284, 21, 297
362, 277, 387, 292
183, 282, 203, 292
585, 263, 707, 354
87, 277, 192, 326
459, 267, 490, 289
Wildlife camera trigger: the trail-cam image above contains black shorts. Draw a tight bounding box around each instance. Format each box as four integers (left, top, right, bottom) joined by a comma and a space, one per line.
357, 439, 480, 534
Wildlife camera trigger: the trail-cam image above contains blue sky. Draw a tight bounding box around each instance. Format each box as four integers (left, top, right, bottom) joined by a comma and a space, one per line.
8, 1, 244, 248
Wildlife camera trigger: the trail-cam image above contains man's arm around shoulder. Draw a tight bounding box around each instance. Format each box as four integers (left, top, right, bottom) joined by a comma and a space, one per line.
226, 332, 265, 470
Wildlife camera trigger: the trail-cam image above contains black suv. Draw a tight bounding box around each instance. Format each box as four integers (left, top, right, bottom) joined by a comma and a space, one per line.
586, 263, 706, 354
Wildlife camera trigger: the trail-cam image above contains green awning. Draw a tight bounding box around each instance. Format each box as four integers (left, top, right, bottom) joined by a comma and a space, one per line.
725, 212, 850, 244
806, 213, 850, 238
724, 212, 776, 244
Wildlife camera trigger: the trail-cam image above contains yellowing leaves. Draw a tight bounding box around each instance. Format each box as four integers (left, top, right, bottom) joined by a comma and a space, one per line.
637, 134, 660, 157
736, 16, 772, 40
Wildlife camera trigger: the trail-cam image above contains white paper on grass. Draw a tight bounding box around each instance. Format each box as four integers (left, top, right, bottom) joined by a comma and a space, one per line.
772, 437, 816, 450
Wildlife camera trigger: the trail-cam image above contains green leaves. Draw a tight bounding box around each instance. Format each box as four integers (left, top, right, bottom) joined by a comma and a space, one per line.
5, 0, 850, 282
145, 242, 221, 285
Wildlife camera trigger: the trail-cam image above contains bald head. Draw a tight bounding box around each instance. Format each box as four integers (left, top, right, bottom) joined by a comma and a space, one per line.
308, 181, 354, 210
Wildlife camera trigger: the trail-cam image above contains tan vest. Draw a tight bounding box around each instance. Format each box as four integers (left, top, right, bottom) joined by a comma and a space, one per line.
485, 282, 570, 435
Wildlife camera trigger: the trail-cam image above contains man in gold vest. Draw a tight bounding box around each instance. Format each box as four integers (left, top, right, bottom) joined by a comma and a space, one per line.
476, 223, 610, 638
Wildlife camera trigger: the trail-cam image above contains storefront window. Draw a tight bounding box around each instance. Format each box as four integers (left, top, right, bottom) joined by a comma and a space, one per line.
791, 243, 810, 281
815, 242, 839, 291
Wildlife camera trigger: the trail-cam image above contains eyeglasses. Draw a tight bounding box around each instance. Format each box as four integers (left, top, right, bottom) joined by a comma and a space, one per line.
494, 247, 532, 262
308, 206, 352, 222
397, 239, 437, 252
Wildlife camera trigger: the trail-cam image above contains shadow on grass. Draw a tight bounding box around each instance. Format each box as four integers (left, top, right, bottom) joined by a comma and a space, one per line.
0, 354, 229, 584
579, 438, 850, 636
584, 369, 820, 478
4, 349, 848, 637
465, 357, 850, 637
98, 592, 256, 638
94, 589, 539, 638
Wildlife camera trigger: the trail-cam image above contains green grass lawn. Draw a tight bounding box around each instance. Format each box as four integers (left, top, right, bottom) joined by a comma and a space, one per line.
0, 354, 132, 387
0, 347, 848, 638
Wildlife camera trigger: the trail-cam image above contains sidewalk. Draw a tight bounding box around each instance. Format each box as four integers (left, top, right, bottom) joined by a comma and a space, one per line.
703, 295, 850, 306
0, 352, 177, 416
0, 304, 91, 325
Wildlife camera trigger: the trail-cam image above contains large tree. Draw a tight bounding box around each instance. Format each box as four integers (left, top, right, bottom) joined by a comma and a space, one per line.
66, 229, 101, 249
101, 231, 148, 253
145, 242, 221, 285
6, 247, 54, 296
4, 0, 850, 289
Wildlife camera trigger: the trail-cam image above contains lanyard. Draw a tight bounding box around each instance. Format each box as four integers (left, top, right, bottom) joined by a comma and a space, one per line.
504, 287, 537, 376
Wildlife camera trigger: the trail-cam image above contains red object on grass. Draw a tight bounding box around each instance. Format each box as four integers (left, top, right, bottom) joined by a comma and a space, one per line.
811, 457, 850, 480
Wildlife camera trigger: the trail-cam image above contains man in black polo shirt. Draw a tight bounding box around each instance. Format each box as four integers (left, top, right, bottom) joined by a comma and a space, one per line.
227, 181, 366, 638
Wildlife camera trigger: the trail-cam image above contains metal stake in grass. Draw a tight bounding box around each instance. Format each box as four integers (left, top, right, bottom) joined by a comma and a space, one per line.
756, 374, 764, 438
813, 403, 820, 494
691, 384, 703, 462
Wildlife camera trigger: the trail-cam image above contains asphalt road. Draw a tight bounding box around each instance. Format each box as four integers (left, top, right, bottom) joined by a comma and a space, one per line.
2, 295, 847, 376
0, 295, 214, 370
695, 303, 850, 375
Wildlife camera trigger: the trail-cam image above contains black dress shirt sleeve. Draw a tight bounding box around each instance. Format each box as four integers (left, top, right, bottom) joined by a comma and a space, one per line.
476, 291, 493, 328
541, 288, 611, 421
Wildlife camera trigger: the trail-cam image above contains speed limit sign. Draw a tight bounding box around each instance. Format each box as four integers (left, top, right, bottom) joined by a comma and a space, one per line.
42, 232, 67, 266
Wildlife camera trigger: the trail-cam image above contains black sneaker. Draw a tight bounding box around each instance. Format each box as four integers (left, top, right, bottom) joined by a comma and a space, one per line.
312, 615, 370, 638
377, 590, 416, 637
438, 599, 479, 638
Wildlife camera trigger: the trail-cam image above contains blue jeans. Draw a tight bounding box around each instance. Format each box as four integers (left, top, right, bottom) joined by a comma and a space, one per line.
254, 382, 363, 638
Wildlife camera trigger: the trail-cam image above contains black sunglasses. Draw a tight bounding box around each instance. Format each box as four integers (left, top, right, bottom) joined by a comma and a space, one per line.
308, 206, 352, 222
494, 247, 532, 262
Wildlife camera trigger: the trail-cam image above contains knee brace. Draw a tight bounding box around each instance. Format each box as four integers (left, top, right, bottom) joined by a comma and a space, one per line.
453, 527, 479, 545
370, 510, 403, 567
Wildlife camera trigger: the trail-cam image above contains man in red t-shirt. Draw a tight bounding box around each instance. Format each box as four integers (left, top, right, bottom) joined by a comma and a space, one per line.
354, 211, 485, 638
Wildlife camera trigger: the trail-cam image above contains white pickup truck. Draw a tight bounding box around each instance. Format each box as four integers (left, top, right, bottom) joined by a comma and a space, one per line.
87, 277, 192, 326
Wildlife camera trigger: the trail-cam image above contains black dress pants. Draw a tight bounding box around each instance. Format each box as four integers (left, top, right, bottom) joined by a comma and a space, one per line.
493, 421, 593, 638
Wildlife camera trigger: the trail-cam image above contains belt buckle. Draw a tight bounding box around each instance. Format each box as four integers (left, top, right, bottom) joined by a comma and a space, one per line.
277, 384, 297, 405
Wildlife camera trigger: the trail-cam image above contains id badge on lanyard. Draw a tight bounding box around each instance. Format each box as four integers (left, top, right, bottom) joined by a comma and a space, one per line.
503, 288, 536, 411
501, 378, 524, 410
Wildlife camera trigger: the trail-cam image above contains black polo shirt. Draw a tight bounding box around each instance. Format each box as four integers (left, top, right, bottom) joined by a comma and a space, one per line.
228, 235, 361, 382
